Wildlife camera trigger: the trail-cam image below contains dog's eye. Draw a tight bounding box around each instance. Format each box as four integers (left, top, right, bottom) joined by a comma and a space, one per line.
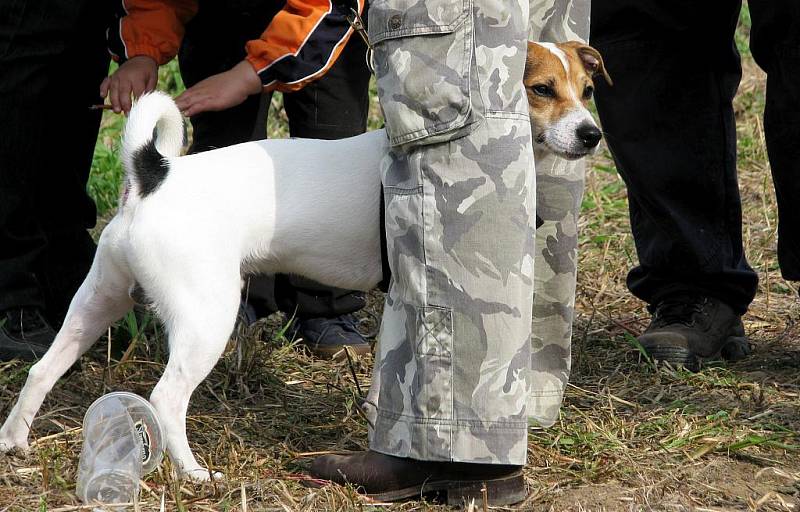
582, 85, 594, 100
532, 84, 554, 98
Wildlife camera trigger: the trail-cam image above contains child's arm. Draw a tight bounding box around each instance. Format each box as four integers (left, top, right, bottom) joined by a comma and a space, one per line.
245, 0, 366, 93
103, 0, 197, 113
175, 0, 364, 116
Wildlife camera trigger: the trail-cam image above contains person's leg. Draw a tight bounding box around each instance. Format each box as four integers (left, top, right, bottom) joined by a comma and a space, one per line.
0, 0, 108, 360
33, 0, 110, 325
313, 0, 534, 505
526, 0, 590, 426
275, 25, 372, 358
591, 0, 754, 369
749, 0, 800, 283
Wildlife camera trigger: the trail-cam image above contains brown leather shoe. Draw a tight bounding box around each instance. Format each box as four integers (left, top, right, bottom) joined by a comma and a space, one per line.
309, 450, 526, 506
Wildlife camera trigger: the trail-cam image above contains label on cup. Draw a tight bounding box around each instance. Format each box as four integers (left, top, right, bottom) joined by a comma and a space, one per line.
134, 420, 152, 465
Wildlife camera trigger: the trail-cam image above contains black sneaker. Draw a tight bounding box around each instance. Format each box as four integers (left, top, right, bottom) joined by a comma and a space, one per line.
638, 295, 751, 371
0, 307, 56, 362
288, 313, 371, 359
232, 301, 259, 339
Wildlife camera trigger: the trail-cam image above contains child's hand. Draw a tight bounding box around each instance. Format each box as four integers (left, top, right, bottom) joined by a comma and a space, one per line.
175, 61, 262, 117
100, 56, 158, 114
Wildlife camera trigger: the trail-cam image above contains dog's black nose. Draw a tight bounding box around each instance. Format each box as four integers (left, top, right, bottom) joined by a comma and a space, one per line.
576, 124, 602, 148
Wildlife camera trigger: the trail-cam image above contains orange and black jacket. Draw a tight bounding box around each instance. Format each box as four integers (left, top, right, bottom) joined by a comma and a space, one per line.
107, 0, 364, 92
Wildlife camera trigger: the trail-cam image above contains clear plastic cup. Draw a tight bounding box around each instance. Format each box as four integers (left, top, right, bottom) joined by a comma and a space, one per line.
89, 392, 165, 474
77, 397, 142, 506
76, 392, 165, 507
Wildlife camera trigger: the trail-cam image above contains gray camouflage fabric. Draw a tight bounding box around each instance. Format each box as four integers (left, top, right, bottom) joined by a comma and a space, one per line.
365, 0, 590, 464
527, 0, 590, 427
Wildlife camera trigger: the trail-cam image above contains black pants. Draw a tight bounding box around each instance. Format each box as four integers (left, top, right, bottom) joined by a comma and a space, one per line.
0, 0, 110, 323
591, 1, 800, 314
178, 3, 372, 319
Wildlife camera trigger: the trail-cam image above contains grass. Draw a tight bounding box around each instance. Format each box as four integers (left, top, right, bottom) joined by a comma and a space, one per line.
2, 8, 800, 511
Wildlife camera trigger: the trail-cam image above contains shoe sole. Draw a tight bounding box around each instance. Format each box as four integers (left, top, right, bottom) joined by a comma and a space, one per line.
367, 471, 526, 506
644, 335, 751, 372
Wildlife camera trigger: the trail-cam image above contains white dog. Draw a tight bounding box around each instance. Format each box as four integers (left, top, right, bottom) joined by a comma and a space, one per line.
0, 42, 609, 480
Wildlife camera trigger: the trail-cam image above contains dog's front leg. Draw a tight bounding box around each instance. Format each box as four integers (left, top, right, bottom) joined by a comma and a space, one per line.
0, 232, 134, 452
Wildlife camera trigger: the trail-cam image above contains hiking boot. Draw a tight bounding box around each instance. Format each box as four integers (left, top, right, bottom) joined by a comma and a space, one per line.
289, 313, 371, 359
0, 307, 56, 362
638, 295, 751, 371
309, 450, 526, 506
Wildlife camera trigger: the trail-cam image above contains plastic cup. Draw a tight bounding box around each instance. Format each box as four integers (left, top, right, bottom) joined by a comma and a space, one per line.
76, 392, 165, 507
76, 397, 142, 505
84, 391, 165, 474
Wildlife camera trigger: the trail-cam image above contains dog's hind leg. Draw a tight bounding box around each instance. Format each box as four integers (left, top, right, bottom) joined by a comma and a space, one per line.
0, 220, 135, 452
147, 268, 240, 481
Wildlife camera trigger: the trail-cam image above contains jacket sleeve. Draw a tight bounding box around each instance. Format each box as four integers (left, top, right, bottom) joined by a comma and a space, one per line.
108, 0, 198, 65
245, 0, 365, 92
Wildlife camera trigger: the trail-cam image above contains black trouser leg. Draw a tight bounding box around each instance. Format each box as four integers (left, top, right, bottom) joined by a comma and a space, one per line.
590, 0, 757, 314
750, 0, 800, 281
179, 8, 370, 319
0, 0, 108, 322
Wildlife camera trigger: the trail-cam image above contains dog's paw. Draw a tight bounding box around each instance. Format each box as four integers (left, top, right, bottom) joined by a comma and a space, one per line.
182, 467, 224, 482
0, 435, 29, 454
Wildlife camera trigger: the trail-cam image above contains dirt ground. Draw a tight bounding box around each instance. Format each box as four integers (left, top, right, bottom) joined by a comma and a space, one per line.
1, 9, 798, 512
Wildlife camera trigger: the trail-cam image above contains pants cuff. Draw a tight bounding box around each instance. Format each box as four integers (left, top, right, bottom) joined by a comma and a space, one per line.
370, 410, 528, 465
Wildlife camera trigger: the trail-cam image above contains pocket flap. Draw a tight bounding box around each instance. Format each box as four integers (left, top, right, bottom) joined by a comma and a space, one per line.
368, 0, 469, 43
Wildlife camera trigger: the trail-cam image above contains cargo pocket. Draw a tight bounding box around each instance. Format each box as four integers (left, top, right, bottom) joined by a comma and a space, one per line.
368, 0, 480, 148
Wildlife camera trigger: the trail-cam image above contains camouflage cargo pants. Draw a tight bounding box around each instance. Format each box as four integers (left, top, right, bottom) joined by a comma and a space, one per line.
527, 1, 590, 426
365, 0, 589, 465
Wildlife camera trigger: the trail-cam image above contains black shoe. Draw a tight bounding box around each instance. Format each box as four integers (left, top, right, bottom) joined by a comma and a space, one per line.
232, 301, 259, 339
0, 307, 56, 362
310, 450, 526, 506
638, 295, 751, 371
288, 313, 371, 359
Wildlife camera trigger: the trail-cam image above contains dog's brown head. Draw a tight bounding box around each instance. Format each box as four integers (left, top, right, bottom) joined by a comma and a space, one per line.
524, 41, 611, 160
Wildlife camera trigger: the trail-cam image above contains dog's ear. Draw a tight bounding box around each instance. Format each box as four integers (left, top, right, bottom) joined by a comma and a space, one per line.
563, 42, 613, 86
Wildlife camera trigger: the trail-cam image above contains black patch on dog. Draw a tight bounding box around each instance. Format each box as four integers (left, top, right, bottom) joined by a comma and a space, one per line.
133, 131, 169, 197
535, 214, 544, 229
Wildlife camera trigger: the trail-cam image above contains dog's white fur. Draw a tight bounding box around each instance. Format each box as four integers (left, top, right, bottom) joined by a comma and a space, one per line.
0, 43, 603, 479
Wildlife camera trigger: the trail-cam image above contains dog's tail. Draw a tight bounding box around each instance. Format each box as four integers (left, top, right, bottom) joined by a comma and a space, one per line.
121, 91, 184, 202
